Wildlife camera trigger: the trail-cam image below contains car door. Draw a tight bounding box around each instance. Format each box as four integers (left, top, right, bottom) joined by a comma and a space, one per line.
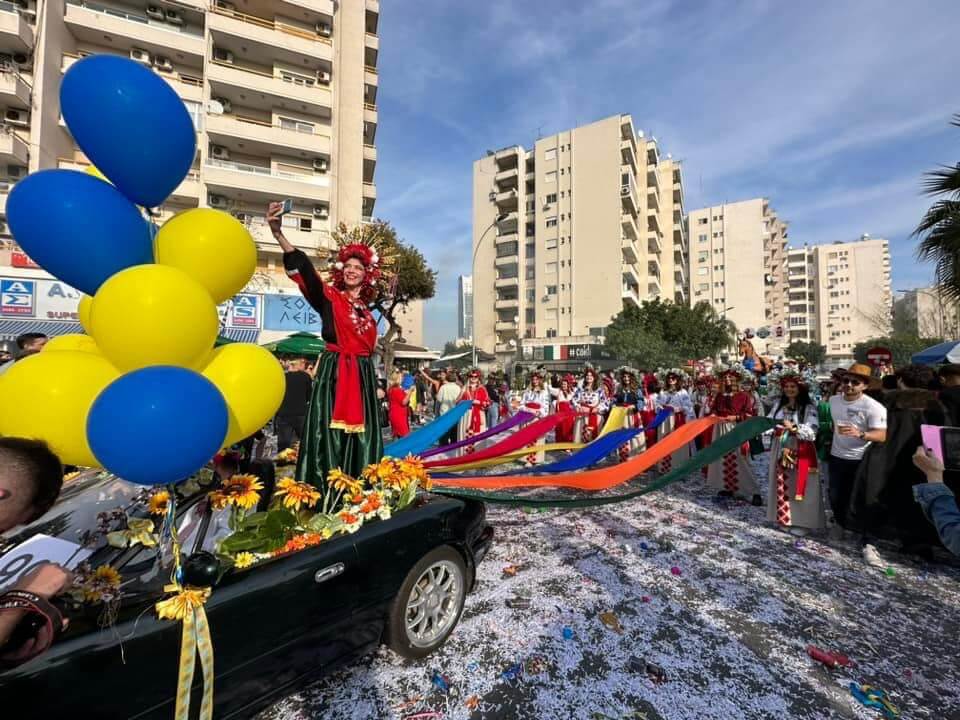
201, 534, 361, 718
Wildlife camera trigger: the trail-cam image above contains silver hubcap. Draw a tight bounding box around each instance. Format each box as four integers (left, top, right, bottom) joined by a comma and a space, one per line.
405, 560, 463, 647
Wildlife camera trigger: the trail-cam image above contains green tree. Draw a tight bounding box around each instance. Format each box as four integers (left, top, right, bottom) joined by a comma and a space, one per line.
363, 220, 437, 370
605, 299, 736, 369
915, 114, 960, 301
785, 341, 827, 367
852, 334, 943, 368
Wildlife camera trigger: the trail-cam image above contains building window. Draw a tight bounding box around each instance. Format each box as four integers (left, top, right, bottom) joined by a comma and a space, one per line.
546, 285, 557, 295
545, 148, 557, 161
545, 171, 557, 183
525, 267, 535, 279
525, 309, 535, 323
546, 262, 558, 274
698, 252, 708, 262
545, 238, 557, 250
546, 217, 558, 228
525, 289, 535, 302
697, 218, 708, 225
546, 329, 557, 338
698, 283, 709, 291
697, 267, 708, 275
545, 193, 557, 204
698, 234, 707, 243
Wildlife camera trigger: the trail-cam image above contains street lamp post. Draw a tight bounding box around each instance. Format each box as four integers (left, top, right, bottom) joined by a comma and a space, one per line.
472, 212, 508, 367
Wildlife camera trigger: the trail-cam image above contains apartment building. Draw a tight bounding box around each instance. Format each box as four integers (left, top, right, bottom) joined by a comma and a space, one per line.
687, 198, 789, 354
0, 0, 379, 293
457, 274, 472, 343
472, 114, 687, 364
785, 245, 818, 344
812, 235, 892, 364
894, 286, 960, 339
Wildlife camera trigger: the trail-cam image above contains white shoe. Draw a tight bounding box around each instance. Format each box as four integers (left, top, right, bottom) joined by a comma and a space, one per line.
862, 543, 884, 567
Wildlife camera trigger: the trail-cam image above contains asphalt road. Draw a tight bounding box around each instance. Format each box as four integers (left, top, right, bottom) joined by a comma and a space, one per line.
260, 452, 960, 719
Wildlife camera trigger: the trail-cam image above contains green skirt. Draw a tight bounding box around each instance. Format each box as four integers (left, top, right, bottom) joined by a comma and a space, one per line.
294, 350, 383, 488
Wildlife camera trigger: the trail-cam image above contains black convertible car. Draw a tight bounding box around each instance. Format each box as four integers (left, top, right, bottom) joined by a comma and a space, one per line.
0, 471, 493, 718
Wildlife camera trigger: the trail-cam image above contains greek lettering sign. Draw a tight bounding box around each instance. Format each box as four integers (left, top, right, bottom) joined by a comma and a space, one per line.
219, 293, 261, 328
36, 280, 82, 321
263, 294, 322, 332
0, 279, 35, 317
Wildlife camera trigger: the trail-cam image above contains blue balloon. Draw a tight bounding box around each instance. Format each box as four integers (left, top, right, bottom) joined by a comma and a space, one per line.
87, 367, 229, 486
60, 55, 196, 207
6, 170, 153, 296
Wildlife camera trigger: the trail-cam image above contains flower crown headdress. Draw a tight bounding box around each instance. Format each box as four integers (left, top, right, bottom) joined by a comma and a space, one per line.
317, 222, 398, 303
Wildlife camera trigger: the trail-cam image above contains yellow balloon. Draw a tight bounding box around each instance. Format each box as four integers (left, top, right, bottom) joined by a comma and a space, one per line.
155, 208, 257, 304
0, 351, 119, 467
43, 333, 101, 354
90, 264, 219, 372
202, 343, 285, 446
78, 295, 93, 334
86, 164, 110, 183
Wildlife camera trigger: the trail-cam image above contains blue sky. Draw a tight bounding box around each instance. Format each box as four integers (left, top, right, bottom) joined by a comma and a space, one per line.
372, 0, 960, 348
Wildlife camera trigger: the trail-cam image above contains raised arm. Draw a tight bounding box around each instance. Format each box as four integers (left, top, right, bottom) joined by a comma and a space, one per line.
268, 202, 329, 312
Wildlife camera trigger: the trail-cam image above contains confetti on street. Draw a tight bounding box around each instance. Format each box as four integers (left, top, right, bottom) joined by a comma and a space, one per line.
260, 453, 960, 719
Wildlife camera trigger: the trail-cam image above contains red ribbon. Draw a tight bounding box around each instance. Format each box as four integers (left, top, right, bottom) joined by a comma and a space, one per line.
327, 344, 367, 433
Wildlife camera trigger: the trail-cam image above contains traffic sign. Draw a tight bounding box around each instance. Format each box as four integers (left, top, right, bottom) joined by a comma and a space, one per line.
866, 346, 892, 367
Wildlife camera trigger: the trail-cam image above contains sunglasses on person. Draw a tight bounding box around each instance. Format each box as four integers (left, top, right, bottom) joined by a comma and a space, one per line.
840, 377, 866, 386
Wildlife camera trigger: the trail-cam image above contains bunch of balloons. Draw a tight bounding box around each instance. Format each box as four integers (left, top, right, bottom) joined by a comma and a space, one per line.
0, 55, 284, 486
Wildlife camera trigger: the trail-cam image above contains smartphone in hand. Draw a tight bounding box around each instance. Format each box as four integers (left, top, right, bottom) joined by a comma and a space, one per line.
279, 198, 293, 215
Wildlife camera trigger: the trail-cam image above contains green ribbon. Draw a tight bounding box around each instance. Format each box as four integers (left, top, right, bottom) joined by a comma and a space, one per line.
433, 417, 777, 508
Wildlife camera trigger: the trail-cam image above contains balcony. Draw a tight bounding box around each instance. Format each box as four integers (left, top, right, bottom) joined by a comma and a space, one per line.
64, 1, 204, 60
495, 342, 515, 354
0, 68, 29, 109
494, 166, 519, 186
494, 188, 518, 211
496, 211, 518, 233
620, 174, 639, 214
365, 31, 379, 53
207, 113, 331, 156
648, 258, 661, 279
364, 102, 378, 126
621, 283, 640, 308
495, 297, 519, 310
208, 61, 332, 115
495, 231, 518, 245
495, 320, 517, 332
208, 6, 332, 61
647, 277, 662, 297
621, 212, 638, 240
647, 209, 662, 235
647, 142, 660, 166
364, 65, 378, 87
494, 253, 518, 267
0, 2, 34, 51
170, 169, 201, 203
622, 265, 640, 286
61, 51, 203, 102
620, 139, 637, 172
0, 128, 28, 165
362, 181, 376, 202
647, 168, 660, 193
495, 276, 519, 289
675, 265, 687, 287
204, 158, 330, 203
647, 232, 661, 255
647, 187, 660, 212
621, 236, 639, 264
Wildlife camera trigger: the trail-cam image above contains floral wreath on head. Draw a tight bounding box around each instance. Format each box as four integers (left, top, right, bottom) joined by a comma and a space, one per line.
560, 373, 576, 387
581, 362, 598, 379
615, 364, 640, 379
713, 363, 753, 384
525, 368, 546, 387
655, 367, 688, 387
765, 367, 819, 400
317, 222, 397, 304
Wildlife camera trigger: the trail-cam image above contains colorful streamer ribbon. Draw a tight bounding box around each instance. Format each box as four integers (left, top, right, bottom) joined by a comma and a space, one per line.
383, 401, 471, 457
419, 411, 535, 458
433, 417, 776, 506
423, 412, 571, 469
155, 584, 215, 720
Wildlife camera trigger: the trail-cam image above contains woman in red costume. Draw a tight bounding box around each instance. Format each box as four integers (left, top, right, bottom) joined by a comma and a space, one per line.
268, 204, 393, 486
706, 365, 761, 505
551, 374, 577, 443
457, 368, 491, 454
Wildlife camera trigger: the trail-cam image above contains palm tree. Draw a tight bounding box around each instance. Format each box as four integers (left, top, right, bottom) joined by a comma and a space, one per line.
915, 114, 960, 300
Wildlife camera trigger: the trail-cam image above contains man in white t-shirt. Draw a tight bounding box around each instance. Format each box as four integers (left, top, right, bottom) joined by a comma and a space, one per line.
828, 363, 887, 529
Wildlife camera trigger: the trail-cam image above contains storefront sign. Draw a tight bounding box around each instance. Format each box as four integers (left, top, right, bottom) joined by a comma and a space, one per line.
263, 294, 322, 332
10, 251, 39, 269
36, 280, 82, 321
0, 279, 35, 317
219, 293, 261, 328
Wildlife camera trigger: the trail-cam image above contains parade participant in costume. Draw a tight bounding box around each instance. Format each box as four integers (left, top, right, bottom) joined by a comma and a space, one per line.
602, 370, 617, 403
574, 365, 608, 444
613, 366, 645, 461
270, 205, 394, 484
521, 369, 553, 464
640, 374, 660, 449
741, 377, 766, 458
706, 365, 761, 505
655, 368, 695, 473
386, 369, 413, 439
550, 373, 578, 443
457, 368, 491, 454
765, 370, 823, 534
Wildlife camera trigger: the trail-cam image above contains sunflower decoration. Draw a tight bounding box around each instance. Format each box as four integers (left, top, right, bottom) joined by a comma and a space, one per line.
327, 468, 362, 495
275, 444, 299, 465
147, 490, 170, 516
70, 563, 122, 604
316, 222, 398, 304
233, 552, 258, 570
208, 474, 264, 511
274, 478, 322, 512
106, 518, 158, 549
398, 454, 432, 491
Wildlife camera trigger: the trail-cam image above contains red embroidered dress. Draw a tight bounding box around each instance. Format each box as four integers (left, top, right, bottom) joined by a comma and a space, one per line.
284, 249, 383, 487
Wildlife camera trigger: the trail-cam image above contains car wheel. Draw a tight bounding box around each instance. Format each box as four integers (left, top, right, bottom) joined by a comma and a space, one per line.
386, 545, 467, 660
